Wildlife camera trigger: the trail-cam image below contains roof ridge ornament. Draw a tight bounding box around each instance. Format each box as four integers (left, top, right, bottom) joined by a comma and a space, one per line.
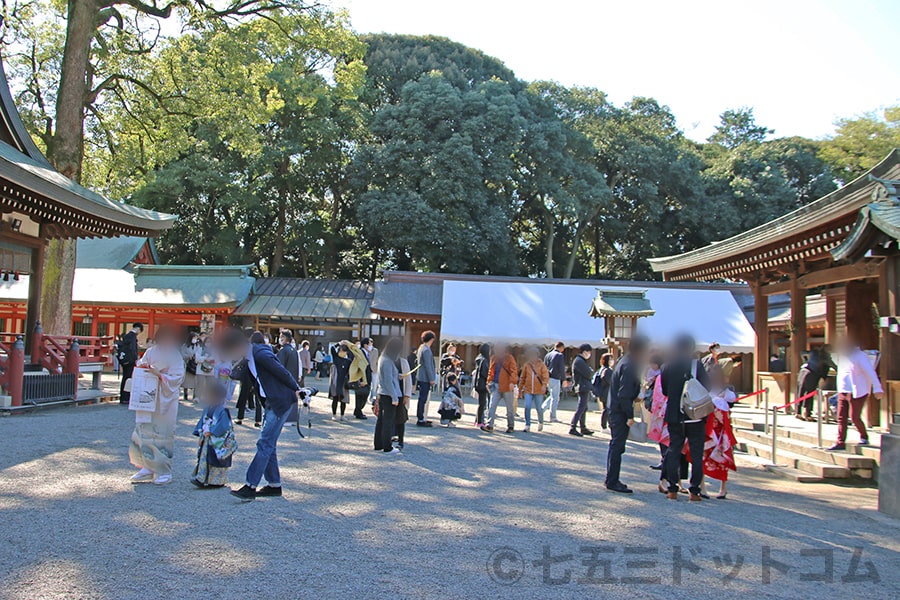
869, 175, 900, 204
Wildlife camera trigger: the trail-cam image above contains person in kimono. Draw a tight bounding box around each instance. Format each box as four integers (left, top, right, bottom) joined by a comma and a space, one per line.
191, 380, 235, 488
703, 370, 738, 499
438, 373, 464, 426
129, 325, 186, 486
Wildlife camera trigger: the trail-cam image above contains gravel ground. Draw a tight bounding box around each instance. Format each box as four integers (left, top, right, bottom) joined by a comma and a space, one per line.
0, 396, 898, 600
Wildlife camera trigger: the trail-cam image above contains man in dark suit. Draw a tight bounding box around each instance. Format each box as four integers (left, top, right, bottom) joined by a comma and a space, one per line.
661, 334, 710, 501
276, 330, 300, 384
118, 323, 143, 405
604, 335, 649, 494
232, 331, 302, 502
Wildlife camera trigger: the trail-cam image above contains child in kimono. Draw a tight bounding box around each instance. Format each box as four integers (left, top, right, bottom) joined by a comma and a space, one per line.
438, 373, 464, 427
703, 369, 738, 499
191, 380, 236, 488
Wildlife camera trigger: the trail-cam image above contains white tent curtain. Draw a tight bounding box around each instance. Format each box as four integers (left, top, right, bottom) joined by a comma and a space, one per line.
440, 280, 755, 352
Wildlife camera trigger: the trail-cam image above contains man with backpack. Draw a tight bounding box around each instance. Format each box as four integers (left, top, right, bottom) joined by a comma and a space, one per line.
542, 342, 567, 423
660, 334, 710, 501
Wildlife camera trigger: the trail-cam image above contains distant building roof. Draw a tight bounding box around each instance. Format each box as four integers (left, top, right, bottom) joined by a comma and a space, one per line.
76, 236, 158, 269
768, 294, 827, 326
0, 264, 254, 308
234, 278, 376, 321
371, 280, 443, 318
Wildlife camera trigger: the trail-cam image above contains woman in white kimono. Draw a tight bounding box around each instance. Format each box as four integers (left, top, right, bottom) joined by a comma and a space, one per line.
129, 325, 186, 486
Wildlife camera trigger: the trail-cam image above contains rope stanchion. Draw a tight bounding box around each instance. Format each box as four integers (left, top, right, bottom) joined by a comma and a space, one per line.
770, 389, 819, 465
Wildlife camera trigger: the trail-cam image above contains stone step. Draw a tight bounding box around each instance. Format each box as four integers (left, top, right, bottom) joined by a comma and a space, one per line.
764, 465, 828, 483
733, 427, 877, 470
731, 415, 881, 463
737, 440, 854, 479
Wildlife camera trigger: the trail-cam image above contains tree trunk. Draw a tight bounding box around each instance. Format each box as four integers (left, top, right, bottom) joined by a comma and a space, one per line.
271, 197, 286, 276
543, 209, 555, 278
41, 0, 99, 335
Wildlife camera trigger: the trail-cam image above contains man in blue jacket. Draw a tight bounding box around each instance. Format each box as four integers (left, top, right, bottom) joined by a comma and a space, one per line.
232, 331, 302, 501
604, 335, 649, 494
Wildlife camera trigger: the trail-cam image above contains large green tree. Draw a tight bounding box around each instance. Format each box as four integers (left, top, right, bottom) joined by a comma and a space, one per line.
1, 0, 336, 333
820, 106, 900, 182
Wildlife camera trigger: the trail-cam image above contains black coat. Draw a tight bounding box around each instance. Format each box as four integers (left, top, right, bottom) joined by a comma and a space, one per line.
119, 330, 139, 365
661, 357, 710, 425
251, 343, 300, 416
609, 354, 642, 417
276, 343, 300, 384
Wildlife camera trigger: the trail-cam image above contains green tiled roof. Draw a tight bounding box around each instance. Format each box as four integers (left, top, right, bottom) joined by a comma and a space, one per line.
588, 289, 655, 318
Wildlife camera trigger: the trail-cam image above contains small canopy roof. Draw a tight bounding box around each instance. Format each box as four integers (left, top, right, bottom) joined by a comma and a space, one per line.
589, 289, 655, 318
440, 280, 755, 352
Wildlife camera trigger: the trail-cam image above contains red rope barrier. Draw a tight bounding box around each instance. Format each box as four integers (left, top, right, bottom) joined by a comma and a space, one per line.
735, 389, 766, 403
774, 389, 818, 411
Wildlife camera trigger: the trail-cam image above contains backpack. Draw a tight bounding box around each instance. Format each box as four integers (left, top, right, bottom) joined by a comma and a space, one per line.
591, 367, 609, 397
681, 359, 714, 420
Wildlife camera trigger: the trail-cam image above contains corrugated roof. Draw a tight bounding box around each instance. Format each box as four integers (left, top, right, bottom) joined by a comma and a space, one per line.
76, 236, 155, 269
648, 149, 900, 278
234, 278, 376, 320
0, 265, 254, 307
371, 281, 443, 317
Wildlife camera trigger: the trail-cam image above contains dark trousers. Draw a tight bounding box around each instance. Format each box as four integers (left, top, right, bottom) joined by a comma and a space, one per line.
374, 395, 397, 452
666, 420, 706, 494
570, 388, 590, 430
332, 398, 346, 416
236, 381, 262, 423
354, 386, 370, 417
416, 381, 431, 422
659, 443, 688, 482
476, 389, 488, 424
605, 412, 630, 486
119, 363, 135, 404
836, 393, 868, 443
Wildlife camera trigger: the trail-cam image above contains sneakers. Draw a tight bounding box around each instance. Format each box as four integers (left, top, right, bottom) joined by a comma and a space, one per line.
331, 414, 338, 421
256, 485, 283, 497
859, 439, 870, 446
440, 419, 449, 426
524, 425, 531, 433
481, 425, 494, 433
230, 485, 256, 502
386, 447, 401, 455
130, 468, 154, 484
569, 428, 583, 437
152, 474, 172, 486
827, 443, 846, 451
505, 427, 514, 434
606, 482, 633, 494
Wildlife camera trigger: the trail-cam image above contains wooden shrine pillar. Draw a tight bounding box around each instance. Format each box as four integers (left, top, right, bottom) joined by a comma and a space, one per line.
789, 274, 807, 395
24, 242, 44, 357
879, 257, 900, 428
752, 283, 769, 381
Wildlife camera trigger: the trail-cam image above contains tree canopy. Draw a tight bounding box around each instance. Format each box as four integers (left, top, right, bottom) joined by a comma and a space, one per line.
4, 22, 893, 287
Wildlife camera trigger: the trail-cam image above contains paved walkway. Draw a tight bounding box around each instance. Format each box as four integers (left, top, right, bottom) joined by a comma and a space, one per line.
0, 393, 897, 599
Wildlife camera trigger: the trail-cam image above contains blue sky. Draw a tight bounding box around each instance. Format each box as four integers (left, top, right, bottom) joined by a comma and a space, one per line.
337, 0, 900, 142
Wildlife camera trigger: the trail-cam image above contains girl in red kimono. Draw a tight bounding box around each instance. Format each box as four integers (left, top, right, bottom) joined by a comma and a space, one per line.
703, 388, 737, 499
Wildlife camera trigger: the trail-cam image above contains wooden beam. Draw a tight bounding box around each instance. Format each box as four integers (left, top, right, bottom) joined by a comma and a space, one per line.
796, 261, 882, 289
761, 279, 793, 296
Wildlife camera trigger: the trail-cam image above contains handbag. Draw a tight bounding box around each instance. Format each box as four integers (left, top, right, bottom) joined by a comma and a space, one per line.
229, 358, 249, 381
681, 359, 715, 420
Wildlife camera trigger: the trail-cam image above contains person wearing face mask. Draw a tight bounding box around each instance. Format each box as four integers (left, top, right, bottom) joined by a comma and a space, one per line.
353, 338, 374, 420
329, 342, 355, 421
605, 335, 650, 494
569, 344, 596, 438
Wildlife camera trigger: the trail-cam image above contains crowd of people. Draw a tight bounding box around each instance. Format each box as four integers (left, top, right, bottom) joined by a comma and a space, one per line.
120, 322, 883, 503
